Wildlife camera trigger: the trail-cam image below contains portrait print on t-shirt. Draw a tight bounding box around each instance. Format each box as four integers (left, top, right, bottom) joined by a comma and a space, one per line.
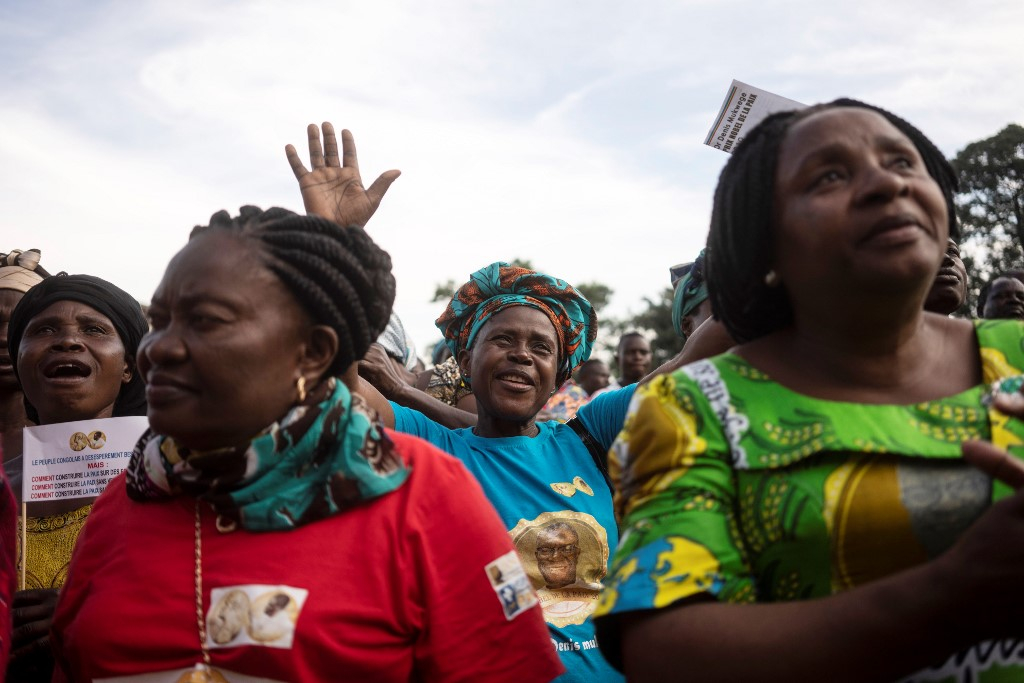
205, 584, 308, 650
509, 511, 609, 627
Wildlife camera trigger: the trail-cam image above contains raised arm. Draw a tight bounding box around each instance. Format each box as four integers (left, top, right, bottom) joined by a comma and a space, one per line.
285, 123, 400, 228
359, 344, 478, 430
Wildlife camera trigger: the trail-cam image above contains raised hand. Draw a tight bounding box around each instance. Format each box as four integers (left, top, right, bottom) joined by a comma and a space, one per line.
285, 122, 401, 228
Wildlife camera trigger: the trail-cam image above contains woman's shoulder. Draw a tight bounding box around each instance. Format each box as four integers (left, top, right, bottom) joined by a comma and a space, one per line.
383, 428, 479, 484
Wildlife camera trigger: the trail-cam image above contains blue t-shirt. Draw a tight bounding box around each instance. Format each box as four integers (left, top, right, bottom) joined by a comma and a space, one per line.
392, 385, 635, 683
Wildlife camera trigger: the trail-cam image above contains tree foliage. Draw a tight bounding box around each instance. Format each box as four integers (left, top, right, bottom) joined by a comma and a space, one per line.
953, 123, 1024, 312
574, 281, 613, 316
623, 287, 683, 370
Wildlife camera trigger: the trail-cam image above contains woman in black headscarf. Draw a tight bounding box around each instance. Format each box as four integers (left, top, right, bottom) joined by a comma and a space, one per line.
5, 273, 147, 681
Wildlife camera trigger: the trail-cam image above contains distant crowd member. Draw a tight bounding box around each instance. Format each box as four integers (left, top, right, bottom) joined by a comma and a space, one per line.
51, 207, 560, 682
539, 359, 611, 423
923, 238, 968, 315
671, 250, 712, 343
577, 359, 611, 397
978, 274, 1024, 320
603, 332, 651, 392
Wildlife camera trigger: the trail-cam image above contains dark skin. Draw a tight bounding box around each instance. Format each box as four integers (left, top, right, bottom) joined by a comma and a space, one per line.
678, 297, 713, 342
285, 124, 573, 439
923, 238, 967, 315
141, 233, 338, 452
616, 335, 651, 385
360, 343, 478, 429
982, 276, 1024, 320
358, 308, 560, 438
455, 306, 560, 438
10, 301, 132, 682
621, 107, 1020, 682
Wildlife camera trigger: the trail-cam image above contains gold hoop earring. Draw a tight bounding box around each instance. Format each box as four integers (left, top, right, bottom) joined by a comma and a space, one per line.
764, 270, 780, 287
296, 376, 307, 403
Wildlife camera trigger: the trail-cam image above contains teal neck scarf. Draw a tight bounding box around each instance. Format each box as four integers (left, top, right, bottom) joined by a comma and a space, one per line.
125, 378, 409, 531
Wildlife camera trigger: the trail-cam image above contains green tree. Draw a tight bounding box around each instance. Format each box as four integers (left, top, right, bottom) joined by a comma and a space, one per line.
625, 287, 682, 370
574, 281, 613, 317
952, 123, 1024, 313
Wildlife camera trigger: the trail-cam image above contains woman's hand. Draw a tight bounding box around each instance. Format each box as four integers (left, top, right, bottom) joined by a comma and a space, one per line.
950, 409, 1024, 639
285, 123, 401, 228
358, 343, 413, 401
8, 588, 59, 682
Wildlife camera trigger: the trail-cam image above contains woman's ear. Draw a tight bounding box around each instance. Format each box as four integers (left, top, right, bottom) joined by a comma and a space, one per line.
456, 348, 472, 379
300, 325, 340, 382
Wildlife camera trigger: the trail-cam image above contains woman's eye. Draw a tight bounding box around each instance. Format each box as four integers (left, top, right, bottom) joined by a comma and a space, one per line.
891, 156, 914, 170
812, 169, 844, 188
84, 325, 107, 335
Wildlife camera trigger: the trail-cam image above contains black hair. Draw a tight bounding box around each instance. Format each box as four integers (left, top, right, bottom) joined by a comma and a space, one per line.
190, 206, 395, 376
617, 331, 647, 352
977, 272, 1024, 317
706, 98, 960, 343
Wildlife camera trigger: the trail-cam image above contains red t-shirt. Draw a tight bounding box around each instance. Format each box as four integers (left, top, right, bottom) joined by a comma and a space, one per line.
51, 430, 563, 682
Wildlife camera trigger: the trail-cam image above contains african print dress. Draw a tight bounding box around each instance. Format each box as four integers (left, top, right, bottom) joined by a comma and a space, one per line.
596, 319, 1024, 682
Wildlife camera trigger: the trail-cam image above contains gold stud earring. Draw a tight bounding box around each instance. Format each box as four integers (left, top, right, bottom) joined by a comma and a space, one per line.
296, 376, 307, 403
764, 270, 780, 287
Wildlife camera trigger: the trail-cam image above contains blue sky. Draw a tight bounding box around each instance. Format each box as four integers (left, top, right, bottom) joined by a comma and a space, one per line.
3, 0, 1023, 359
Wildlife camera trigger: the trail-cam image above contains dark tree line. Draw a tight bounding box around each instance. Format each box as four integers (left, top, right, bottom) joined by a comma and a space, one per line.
953, 123, 1024, 314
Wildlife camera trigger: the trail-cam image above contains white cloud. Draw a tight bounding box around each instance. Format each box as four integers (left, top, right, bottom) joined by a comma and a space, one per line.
1, 0, 1022, 356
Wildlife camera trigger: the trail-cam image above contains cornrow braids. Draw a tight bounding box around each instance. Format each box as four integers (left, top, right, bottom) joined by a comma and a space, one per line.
191, 206, 395, 375
707, 98, 959, 343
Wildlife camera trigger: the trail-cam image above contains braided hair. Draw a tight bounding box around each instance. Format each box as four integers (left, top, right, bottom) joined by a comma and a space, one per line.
190, 206, 395, 375
707, 98, 959, 343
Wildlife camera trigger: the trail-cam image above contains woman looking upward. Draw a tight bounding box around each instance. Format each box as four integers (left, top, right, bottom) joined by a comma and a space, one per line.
594, 100, 1024, 682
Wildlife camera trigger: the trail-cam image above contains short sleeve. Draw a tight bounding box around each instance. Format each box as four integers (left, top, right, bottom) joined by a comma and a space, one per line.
576, 385, 636, 450
595, 372, 756, 623
400, 435, 563, 683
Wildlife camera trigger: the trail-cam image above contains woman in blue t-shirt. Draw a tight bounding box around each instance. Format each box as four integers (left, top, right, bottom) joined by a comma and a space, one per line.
286, 123, 633, 683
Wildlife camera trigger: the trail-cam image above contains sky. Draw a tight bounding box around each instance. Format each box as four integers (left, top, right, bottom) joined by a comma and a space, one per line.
2, 0, 1023, 362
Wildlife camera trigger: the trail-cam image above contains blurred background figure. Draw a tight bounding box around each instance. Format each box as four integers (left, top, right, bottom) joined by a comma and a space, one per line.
977, 274, 1024, 320
923, 238, 968, 315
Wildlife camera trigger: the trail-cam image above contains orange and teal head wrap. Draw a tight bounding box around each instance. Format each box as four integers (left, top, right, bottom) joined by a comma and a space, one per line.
435, 262, 597, 386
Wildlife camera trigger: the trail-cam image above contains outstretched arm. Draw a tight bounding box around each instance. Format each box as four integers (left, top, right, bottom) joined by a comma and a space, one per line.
285, 122, 401, 228
360, 344, 478, 430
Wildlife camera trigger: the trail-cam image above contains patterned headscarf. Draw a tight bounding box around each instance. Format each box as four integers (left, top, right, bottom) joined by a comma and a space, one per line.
0, 249, 50, 293
673, 249, 710, 339
435, 262, 597, 386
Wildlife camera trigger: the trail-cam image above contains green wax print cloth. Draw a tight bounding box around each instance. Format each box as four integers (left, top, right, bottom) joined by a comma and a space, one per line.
597, 320, 1024, 683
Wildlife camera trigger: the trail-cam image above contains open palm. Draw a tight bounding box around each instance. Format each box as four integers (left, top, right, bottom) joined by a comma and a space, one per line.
285, 122, 400, 228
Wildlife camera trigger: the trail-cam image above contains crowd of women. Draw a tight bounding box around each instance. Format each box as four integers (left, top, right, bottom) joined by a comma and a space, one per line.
0, 97, 1023, 683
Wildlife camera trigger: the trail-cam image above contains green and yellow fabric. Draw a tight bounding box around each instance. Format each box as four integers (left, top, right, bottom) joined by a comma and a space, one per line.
597, 319, 1024, 682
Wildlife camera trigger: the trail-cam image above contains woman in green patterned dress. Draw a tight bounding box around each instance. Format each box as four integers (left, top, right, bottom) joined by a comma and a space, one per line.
594, 99, 1024, 682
